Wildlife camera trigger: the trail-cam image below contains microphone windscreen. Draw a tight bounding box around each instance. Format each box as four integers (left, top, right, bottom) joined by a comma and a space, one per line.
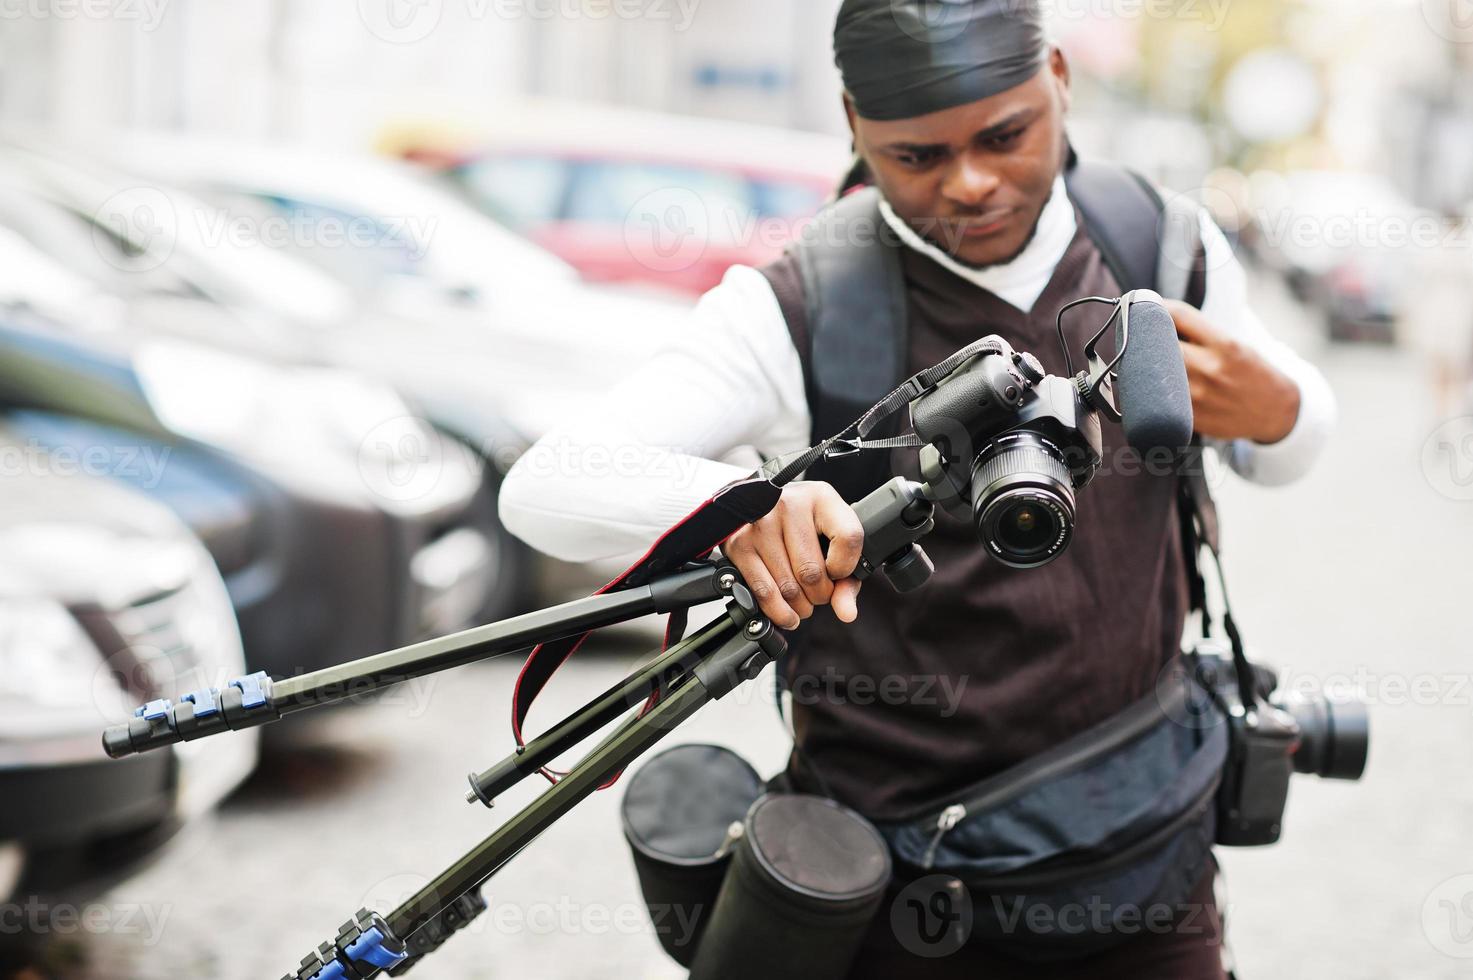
1115, 292, 1194, 453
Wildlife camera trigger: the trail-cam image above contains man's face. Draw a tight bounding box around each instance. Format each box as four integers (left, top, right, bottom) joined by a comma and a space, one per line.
846, 48, 1071, 269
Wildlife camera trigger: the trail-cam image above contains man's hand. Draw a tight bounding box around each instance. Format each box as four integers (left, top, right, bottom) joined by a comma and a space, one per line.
1165, 300, 1302, 445
721, 481, 866, 630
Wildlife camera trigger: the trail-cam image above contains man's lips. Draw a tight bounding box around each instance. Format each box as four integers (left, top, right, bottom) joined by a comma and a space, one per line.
951, 208, 1016, 239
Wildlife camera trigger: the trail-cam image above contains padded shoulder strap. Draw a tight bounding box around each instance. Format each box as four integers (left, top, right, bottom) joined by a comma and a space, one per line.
1065, 153, 1221, 615
761, 188, 910, 502
1064, 154, 1207, 309
796, 187, 910, 450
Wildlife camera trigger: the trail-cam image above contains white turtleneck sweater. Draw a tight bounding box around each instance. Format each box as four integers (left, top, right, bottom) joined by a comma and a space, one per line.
500, 180, 1336, 563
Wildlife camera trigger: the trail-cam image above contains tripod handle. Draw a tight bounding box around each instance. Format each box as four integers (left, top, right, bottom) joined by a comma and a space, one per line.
102, 672, 278, 759
848, 478, 937, 590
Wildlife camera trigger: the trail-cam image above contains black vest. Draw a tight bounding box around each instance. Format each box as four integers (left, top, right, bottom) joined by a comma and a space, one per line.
758, 180, 1205, 820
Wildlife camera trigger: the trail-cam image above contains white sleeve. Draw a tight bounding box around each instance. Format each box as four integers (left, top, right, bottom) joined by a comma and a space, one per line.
1196, 209, 1337, 486
498, 264, 813, 563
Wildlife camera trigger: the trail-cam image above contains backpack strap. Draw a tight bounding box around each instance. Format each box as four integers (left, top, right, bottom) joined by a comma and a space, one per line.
761, 187, 911, 504
1062, 148, 1207, 310
1062, 150, 1220, 619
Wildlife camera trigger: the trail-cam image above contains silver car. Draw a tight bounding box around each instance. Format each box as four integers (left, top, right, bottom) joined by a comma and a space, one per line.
0, 426, 257, 896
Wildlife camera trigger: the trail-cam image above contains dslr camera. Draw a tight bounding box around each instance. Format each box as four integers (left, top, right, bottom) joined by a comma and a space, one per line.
909, 336, 1105, 568
1187, 641, 1370, 846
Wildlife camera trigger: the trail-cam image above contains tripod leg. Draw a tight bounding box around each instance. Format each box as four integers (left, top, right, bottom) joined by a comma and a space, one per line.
466, 616, 735, 806
385, 615, 783, 950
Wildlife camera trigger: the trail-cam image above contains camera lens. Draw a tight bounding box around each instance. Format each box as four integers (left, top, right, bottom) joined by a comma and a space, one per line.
1278, 691, 1370, 781
994, 500, 1054, 556
970, 431, 1076, 568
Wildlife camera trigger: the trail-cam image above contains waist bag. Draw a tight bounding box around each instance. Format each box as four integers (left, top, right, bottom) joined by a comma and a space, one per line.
871, 670, 1228, 961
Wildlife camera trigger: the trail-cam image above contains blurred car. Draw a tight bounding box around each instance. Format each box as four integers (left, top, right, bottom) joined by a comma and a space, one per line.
88, 133, 692, 441
0, 423, 256, 898
384, 102, 852, 295
0, 147, 529, 624
0, 313, 501, 679
1247, 169, 1418, 344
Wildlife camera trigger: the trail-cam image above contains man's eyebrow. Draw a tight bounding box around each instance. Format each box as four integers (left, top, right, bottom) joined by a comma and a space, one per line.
973, 109, 1035, 139
883, 109, 1036, 152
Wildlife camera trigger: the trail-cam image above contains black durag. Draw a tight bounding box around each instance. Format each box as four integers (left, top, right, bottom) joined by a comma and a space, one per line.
834, 0, 1049, 121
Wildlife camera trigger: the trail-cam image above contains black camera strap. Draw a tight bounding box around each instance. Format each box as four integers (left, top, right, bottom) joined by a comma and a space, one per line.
762, 335, 1007, 488
1180, 471, 1260, 711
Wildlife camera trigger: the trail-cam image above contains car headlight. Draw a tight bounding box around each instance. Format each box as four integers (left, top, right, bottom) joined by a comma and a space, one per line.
136, 341, 480, 516
137, 339, 419, 454
135, 341, 339, 455
0, 597, 128, 741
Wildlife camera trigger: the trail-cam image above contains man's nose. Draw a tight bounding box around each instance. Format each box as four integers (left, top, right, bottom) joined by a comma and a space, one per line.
941, 152, 1001, 208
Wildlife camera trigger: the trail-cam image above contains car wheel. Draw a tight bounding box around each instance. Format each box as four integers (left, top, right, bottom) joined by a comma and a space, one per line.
472, 466, 536, 625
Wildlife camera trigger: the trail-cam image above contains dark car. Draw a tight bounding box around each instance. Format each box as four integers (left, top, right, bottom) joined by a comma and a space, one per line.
0, 142, 542, 616
0, 316, 502, 680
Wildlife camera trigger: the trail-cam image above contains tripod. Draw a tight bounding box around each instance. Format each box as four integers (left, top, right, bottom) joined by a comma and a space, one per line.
100, 475, 941, 978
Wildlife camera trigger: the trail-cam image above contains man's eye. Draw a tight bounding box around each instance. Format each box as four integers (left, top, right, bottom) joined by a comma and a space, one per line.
984, 128, 1026, 149
897, 148, 943, 167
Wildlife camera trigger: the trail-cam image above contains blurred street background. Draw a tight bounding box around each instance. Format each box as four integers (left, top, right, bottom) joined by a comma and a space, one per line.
1, 1, 1471, 978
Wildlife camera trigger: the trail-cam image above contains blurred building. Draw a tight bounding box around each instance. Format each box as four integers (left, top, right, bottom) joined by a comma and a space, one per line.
1, 0, 1464, 215
0, 0, 849, 145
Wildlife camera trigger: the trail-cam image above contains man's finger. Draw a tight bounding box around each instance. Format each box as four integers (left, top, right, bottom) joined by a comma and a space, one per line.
831, 578, 863, 624
1179, 339, 1211, 371
782, 514, 835, 609
725, 534, 798, 629
1164, 299, 1215, 344
813, 487, 866, 580
752, 520, 813, 625
1179, 340, 1224, 385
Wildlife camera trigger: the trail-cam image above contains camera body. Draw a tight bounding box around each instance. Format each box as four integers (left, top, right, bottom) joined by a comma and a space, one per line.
1188, 642, 1370, 846
910, 337, 1103, 567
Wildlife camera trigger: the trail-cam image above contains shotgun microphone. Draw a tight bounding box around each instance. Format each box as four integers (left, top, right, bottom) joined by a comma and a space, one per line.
1114, 289, 1194, 453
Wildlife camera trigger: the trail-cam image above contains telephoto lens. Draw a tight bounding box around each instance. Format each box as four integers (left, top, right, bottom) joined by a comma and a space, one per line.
969, 430, 1076, 568
1277, 690, 1370, 781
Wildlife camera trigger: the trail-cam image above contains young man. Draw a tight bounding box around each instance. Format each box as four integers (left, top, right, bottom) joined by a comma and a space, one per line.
499, 1, 1333, 974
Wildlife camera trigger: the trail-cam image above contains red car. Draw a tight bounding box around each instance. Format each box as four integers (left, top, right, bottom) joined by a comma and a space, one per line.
394, 104, 853, 297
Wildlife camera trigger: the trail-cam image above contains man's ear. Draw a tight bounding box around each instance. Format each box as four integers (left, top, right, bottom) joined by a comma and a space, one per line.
842, 92, 859, 150
1049, 47, 1071, 115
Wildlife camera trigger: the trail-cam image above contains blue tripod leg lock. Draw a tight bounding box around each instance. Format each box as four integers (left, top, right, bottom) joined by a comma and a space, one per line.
282, 909, 408, 980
